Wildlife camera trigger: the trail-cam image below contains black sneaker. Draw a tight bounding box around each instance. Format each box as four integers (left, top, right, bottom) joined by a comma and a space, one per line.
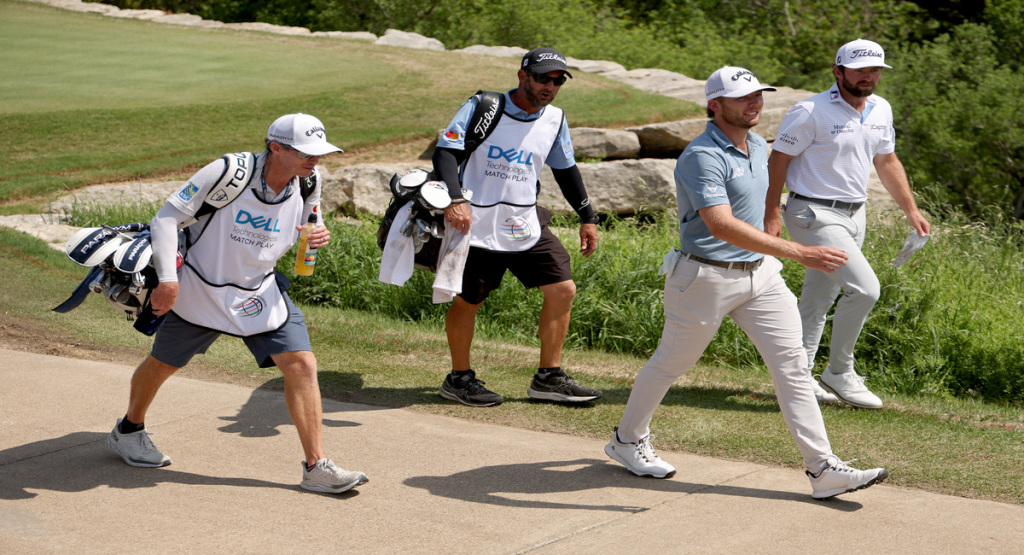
527, 370, 603, 403
439, 370, 504, 407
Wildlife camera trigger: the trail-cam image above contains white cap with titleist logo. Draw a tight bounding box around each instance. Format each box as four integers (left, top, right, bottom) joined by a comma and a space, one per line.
704, 66, 777, 102
267, 113, 343, 156
835, 38, 892, 69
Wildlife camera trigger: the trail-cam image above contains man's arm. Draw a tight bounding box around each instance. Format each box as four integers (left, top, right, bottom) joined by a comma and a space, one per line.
551, 165, 599, 256
765, 150, 795, 238
873, 152, 930, 237
148, 204, 186, 316
701, 204, 847, 272
433, 146, 473, 234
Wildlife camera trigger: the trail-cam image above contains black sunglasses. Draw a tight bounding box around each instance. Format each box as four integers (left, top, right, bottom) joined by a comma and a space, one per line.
526, 69, 568, 86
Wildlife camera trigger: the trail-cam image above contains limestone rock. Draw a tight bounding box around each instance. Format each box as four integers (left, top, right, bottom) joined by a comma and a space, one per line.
314, 31, 377, 41
324, 163, 427, 215
626, 119, 706, 157
375, 29, 445, 51
454, 45, 527, 58
537, 159, 677, 215
567, 58, 626, 75
108, 9, 166, 20
222, 22, 312, 35
570, 128, 640, 160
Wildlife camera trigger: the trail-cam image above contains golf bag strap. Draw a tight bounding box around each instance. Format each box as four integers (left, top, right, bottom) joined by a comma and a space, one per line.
194, 152, 257, 221
52, 266, 104, 314
464, 90, 505, 156
185, 154, 320, 237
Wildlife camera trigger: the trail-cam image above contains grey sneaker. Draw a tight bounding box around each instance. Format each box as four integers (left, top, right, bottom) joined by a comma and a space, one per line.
301, 458, 368, 493
107, 418, 171, 468
818, 367, 882, 409
604, 427, 676, 479
527, 370, 602, 402
808, 458, 889, 499
439, 370, 504, 407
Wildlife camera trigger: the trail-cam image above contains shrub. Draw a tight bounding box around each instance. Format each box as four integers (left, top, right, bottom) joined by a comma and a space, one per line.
888, 23, 1024, 225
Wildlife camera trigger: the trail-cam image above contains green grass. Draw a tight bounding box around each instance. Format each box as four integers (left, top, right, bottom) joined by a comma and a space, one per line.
0, 0, 699, 211
5, 225, 1022, 504
4, 0, 1024, 506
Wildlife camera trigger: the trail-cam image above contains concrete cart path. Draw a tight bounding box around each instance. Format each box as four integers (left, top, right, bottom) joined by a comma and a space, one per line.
1, 348, 1022, 553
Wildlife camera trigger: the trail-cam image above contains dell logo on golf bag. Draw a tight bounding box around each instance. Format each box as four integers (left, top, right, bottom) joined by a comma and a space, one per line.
487, 146, 534, 165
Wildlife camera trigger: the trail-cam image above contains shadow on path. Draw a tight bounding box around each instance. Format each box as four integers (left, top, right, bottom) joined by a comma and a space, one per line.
404, 458, 863, 513
0, 432, 314, 500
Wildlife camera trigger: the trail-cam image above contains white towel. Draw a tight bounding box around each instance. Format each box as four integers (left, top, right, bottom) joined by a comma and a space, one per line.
431, 223, 471, 303
378, 202, 416, 286
659, 248, 681, 277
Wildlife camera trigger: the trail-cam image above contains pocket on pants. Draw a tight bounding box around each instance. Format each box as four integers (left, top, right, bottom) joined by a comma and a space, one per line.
783, 201, 818, 230
666, 257, 703, 293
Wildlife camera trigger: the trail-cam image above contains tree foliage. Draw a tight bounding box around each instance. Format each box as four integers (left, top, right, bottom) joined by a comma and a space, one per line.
889, 1, 1024, 222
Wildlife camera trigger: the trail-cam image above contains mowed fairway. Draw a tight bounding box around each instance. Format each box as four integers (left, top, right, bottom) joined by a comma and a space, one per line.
0, 0, 697, 209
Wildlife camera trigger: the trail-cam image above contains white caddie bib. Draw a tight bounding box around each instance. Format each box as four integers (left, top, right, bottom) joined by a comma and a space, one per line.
174, 187, 303, 336
462, 106, 562, 251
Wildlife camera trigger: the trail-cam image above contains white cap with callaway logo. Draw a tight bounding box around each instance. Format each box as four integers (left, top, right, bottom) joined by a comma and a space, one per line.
835, 38, 892, 69
704, 66, 777, 102
267, 113, 343, 156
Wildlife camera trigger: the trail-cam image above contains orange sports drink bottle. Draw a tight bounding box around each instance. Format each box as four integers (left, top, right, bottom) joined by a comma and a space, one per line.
294, 213, 318, 276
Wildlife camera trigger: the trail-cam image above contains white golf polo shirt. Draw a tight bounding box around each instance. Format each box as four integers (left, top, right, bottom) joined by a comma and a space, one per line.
772, 82, 896, 203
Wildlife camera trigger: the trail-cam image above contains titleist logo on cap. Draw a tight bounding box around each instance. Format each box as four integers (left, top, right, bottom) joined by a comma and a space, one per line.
849, 48, 884, 60
536, 52, 566, 64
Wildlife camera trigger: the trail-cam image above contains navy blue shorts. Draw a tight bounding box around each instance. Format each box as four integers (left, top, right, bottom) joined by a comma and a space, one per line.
151, 291, 311, 369
458, 207, 573, 305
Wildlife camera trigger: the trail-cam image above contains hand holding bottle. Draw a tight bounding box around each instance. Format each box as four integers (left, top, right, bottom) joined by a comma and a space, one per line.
294, 212, 329, 276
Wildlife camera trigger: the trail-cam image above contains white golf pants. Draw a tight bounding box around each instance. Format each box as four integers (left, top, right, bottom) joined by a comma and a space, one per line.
617, 255, 834, 470
783, 198, 880, 375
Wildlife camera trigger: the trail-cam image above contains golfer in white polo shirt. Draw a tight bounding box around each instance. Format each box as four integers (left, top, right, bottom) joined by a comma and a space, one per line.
766, 39, 930, 409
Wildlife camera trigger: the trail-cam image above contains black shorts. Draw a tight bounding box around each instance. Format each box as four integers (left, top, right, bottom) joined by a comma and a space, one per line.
459, 208, 573, 305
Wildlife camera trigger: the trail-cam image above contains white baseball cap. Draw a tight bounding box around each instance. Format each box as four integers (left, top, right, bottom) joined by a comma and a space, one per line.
705, 66, 776, 101
267, 113, 343, 156
835, 38, 892, 69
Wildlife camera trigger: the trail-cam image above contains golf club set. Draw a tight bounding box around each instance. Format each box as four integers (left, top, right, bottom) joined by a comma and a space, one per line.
53, 222, 170, 335
377, 169, 471, 272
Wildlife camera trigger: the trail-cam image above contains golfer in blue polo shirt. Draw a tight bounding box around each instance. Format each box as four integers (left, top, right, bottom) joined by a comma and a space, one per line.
604, 66, 889, 500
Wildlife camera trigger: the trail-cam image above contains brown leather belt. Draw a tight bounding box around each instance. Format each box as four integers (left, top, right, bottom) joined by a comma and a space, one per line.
683, 252, 764, 271
789, 192, 864, 211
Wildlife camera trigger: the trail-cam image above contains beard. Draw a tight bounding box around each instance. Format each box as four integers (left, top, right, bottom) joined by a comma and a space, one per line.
841, 75, 876, 98
721, 107, 759, 129
523, 80, 555, 110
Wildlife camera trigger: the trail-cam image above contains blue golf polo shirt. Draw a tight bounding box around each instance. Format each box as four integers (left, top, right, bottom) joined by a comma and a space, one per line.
674, 120, 769, 263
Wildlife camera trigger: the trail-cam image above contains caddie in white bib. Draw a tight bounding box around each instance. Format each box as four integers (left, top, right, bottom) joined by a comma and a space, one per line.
462, 107, 562, 252
174, 186, 302, 336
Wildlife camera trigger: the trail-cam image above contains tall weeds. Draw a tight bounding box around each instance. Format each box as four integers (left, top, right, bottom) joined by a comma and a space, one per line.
64, 203, 1024, 403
